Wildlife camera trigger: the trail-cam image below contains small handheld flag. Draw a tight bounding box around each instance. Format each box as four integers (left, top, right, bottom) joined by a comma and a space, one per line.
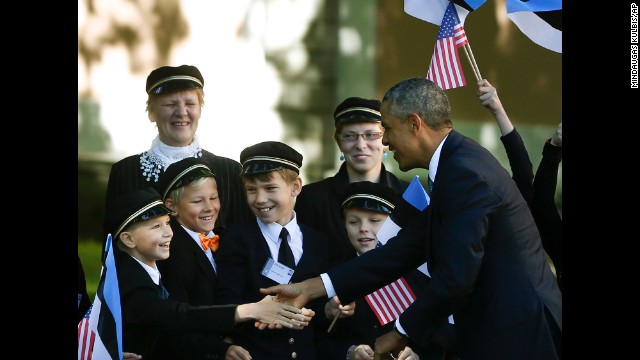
403, 175, 430, 210
78, 234, 123, 360
365, 277, 417, 325
426, 1, 471, 90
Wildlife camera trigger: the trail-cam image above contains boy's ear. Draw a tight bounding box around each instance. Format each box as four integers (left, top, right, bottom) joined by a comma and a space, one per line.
119, 232, 137, 250
291, 177, 302, 197
164, 198, 178, 215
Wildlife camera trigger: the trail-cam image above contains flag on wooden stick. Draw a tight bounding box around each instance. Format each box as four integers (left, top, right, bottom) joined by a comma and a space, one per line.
426, 1, 471, 90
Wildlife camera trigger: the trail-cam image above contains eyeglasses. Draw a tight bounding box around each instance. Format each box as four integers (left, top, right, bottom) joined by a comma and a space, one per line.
338, 131, 384, 142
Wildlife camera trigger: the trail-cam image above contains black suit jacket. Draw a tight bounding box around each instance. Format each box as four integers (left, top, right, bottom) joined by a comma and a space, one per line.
114, 249, 239, 359
215, 218, 331, 360
154, 217, 231, 359
326, 130, 562, 360
103, 150, 253, 257
295, 162, 408, 267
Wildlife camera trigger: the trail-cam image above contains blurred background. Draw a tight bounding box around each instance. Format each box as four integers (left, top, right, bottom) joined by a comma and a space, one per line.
79, 0, 561, 297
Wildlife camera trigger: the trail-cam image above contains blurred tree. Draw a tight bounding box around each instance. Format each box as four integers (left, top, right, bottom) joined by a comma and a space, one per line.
78, 0, 189, 98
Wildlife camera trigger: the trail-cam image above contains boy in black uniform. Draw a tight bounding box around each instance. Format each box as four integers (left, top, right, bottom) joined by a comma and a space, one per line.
215, 141, 330, 360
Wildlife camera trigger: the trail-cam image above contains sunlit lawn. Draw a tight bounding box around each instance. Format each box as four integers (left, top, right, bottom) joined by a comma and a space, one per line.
78, 239, 103, 301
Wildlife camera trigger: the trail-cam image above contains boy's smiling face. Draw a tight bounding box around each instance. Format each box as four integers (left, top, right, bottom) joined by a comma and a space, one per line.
344, 208, 387, 255
168, 178, 220, 234
244, 172, 301, 227
121, 214, 173, 267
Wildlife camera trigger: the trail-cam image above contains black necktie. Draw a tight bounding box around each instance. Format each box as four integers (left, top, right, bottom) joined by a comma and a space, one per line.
277, 227, 295, 268
428, 176, 434, 194
159, 280, 170, 299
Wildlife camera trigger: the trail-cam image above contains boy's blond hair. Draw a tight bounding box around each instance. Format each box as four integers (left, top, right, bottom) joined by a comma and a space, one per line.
167, 176, 217, 205
242, 168, 299, 184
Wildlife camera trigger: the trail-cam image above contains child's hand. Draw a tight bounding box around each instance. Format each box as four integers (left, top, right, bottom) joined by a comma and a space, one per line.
325, 296, 355, 319
252, 295, 314, 330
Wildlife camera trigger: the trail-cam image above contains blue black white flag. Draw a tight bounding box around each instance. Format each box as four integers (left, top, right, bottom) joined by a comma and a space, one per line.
506, 0, 562, 53
78, 234, 123, 360
404, 0, 487, 26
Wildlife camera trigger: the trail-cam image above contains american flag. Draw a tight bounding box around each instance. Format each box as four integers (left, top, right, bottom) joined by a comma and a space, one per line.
78, 234, 123, 360
426, 1, 469, 90
365, 277, 417, 325
78, 305, 96, 359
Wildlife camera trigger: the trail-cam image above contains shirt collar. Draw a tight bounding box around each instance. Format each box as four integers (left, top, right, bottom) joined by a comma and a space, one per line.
256, 212, 299, 246
130, 255, 162, 285
429, 133, 449, 183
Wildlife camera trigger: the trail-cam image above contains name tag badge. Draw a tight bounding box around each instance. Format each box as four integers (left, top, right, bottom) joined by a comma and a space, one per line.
261, 258, 294, 284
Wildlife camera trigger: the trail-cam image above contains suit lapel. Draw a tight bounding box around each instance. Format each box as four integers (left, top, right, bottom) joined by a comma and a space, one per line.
172, 220, 218, 284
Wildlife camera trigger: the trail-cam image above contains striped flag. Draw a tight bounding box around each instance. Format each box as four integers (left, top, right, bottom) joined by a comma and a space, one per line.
78, 234, 123, 360
365, 277, 417, 325
426, 2, 469, 90
404, 0, 486, 26
506, 0, 562, 53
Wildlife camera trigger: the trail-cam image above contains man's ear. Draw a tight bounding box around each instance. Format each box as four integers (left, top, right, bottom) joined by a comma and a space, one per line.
148, 110, 157, 123
408, 114, 422, 133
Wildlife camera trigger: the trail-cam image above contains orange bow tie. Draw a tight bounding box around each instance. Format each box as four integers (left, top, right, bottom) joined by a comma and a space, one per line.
199, 233, 220, 252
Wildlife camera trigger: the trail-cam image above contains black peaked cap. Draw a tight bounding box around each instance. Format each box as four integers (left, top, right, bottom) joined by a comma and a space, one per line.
105, 187, 173, 240
146, 65, 204, 95
240, 141, 303, 175
156, 157, 216, 201
341, 181, 399, 215
333, 97, 381, 127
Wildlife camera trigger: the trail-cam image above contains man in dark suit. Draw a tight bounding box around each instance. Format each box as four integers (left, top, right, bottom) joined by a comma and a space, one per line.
261, 78, 562, 360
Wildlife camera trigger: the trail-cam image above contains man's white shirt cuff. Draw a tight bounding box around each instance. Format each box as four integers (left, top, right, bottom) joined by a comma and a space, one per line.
320, 273, 336, 298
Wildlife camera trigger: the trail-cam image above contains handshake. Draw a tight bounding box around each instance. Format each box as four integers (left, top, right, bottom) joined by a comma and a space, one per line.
250, 294, 315, 330
253, 279, 320, 330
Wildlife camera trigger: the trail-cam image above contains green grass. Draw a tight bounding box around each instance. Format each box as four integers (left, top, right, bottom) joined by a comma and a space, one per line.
78, 239, 103, 301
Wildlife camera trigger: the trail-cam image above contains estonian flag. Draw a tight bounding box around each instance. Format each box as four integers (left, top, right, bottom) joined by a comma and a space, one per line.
404, 0, 487, 26
506, 0, 562, 53
78, 234, 123, 360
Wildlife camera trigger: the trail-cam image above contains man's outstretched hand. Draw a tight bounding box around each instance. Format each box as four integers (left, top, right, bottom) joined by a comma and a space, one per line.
259, 283, 311, 309
260, 277, 327, 309
255, 280, 320, 330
